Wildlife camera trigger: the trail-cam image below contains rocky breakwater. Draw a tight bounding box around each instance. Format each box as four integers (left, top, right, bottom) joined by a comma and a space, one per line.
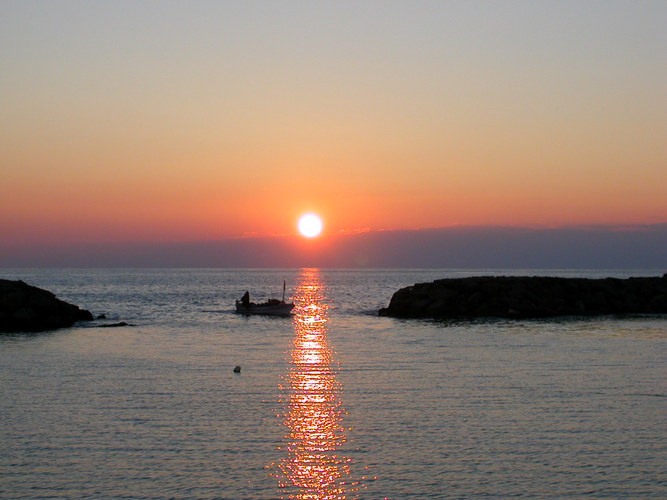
379, 275, 667, 319
0, 279, 93, 333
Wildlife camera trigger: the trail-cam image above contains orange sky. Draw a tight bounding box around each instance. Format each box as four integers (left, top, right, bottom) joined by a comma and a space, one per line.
1, 1, 665, 247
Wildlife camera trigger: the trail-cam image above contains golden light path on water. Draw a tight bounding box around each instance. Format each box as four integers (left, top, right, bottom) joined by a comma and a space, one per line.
271, 269, 363, 499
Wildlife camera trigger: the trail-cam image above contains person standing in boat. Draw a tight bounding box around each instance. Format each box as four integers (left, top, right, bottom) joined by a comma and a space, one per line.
241, 291, 250, 308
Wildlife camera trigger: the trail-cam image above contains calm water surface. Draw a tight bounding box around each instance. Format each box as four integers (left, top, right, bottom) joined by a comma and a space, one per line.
0, 268, 665, 498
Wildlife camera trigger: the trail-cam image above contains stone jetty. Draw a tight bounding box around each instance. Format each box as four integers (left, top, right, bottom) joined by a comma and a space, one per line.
379, 275, 667, 319
0, 279, 93, 332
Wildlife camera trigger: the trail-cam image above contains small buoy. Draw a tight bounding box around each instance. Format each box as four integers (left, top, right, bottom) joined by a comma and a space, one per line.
233, 365, 241, 373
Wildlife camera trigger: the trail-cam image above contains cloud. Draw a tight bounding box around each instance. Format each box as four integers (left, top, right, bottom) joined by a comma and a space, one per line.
1, 224, 665, 269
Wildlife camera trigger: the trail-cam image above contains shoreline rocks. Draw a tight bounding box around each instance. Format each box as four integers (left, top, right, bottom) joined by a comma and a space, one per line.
0, 279, 94, 333
379, 274, 667, 319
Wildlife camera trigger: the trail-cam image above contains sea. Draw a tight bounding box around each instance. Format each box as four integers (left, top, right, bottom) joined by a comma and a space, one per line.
0, 268, 665, 499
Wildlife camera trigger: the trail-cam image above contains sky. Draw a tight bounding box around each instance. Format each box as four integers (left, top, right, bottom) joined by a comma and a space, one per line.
1, 1, 666, 261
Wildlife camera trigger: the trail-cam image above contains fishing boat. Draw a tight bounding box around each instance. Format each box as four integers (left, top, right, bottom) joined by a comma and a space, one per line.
235, 298, 294, 316
235, 281, 294, 316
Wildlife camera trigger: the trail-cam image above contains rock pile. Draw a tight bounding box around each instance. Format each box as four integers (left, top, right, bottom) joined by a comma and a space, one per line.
0, 279, 93, 332
379, 275, 667, 319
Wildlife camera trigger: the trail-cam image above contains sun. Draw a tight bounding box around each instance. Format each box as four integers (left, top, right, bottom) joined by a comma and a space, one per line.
298, 213, 323, 238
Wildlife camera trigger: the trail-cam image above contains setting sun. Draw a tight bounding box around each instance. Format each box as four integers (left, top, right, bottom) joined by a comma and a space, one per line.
298, 213, 323, 238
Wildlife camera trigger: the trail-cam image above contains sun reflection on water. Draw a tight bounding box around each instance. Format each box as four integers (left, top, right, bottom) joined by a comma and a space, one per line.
272, 269, 362, 499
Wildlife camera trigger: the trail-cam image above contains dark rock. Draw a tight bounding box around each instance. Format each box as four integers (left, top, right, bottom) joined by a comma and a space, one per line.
98, 322, 129, 328
379, 275, 667, 319
233, 365, 242, 373
0, 279, 93, 333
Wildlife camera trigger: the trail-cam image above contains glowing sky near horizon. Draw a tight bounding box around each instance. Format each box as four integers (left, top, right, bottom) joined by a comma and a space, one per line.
1, 1, 665, 246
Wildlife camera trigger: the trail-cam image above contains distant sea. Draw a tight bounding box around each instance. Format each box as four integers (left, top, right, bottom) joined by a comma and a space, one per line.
1, 268, 665, 499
